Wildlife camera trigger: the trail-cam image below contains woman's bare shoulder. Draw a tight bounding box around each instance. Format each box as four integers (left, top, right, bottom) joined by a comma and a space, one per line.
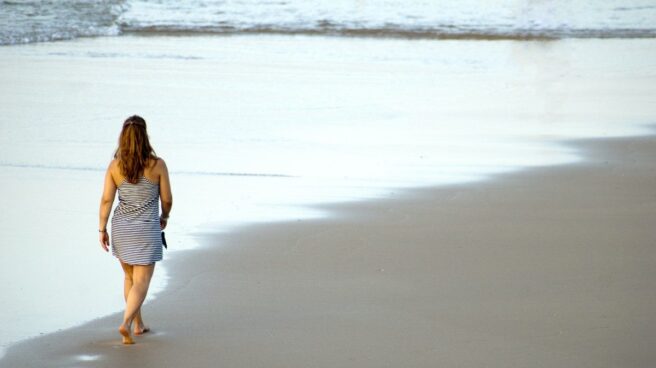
146, 157, 166, 175
106, 159, 123, 185
107, 158, 119, 171
154, 157, 168, 169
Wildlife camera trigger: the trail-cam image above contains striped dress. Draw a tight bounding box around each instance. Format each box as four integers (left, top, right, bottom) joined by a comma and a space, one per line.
111, 176, 163, 265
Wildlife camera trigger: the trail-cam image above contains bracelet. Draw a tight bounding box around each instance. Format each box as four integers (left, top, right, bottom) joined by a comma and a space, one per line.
99, 229, 107, 233
160, 215, 169, 220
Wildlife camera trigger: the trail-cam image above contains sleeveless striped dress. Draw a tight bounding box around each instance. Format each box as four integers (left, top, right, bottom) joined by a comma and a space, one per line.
111, 176, 163, 265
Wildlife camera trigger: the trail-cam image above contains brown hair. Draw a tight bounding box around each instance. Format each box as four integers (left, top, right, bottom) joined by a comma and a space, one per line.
114, 115, 157, 184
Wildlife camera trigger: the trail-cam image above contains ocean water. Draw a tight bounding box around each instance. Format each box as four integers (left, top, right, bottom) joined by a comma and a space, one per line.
1, 0, 656, 360
2, 0, 656, 45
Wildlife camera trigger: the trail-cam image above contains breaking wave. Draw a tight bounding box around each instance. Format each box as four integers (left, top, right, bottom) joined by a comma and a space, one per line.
2, 0, 656, 46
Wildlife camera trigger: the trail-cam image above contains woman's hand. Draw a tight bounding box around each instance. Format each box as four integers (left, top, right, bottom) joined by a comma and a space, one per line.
160, 216, 168, 230
99, 231, 110, 252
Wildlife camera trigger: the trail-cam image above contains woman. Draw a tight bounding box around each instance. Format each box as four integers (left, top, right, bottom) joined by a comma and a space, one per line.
98, 115, 172, 345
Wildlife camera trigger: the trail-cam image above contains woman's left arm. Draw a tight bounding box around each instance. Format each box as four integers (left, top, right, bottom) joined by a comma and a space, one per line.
99, 161, 117, 252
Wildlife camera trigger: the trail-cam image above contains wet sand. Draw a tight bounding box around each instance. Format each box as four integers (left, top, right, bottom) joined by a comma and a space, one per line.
3, 35, 656, 353
3, 132, 655, 367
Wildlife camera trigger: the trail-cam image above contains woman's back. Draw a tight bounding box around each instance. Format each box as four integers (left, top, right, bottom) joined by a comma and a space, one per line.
114, 176, 160, 222
108, 155, 168, 266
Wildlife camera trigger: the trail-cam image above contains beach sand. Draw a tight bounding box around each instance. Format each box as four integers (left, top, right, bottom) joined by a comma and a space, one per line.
3, 132, 655, 367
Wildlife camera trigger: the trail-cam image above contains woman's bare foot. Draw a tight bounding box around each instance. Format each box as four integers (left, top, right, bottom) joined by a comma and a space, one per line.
134, 325, 150, 335
119, 324, 134, 345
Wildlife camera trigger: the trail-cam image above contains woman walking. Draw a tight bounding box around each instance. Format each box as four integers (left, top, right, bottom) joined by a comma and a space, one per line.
98, 115, 172, 344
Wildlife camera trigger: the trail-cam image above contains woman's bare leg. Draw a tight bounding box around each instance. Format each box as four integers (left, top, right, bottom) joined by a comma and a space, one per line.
120, 262, 148, 335
119, 262, 155, 344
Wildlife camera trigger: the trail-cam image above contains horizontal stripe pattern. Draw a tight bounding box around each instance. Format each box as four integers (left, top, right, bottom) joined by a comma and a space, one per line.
111, 176, 163, 265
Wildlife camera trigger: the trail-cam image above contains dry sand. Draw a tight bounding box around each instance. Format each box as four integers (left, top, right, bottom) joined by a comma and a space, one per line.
3, 133, 656, 368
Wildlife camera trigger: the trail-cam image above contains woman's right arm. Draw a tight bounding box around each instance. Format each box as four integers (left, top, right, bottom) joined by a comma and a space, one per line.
158, 158, 173, 230
99, 160, 117, 251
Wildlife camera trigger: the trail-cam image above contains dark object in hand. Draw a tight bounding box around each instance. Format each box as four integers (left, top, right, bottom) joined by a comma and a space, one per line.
162, 231, 167, 249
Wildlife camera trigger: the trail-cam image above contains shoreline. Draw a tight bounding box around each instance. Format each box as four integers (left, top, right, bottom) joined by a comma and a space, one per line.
2, 33, 655, 365
3, 132, 656, 367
